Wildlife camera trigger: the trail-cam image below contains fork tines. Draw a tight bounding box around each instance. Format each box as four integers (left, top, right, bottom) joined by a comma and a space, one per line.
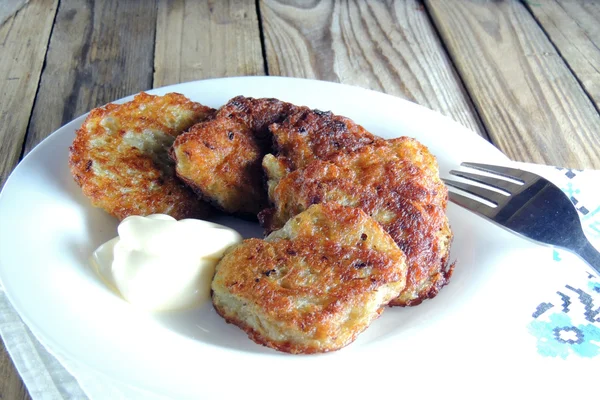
442, 162, 600, 275
442, 162, 539, 216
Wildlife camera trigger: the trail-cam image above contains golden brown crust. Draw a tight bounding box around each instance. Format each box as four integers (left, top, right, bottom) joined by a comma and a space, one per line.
270, 108, 382, 171
262, 137, 453, 306
212, 203, 408, 354
69, 92, 213, 220
171, 96, 299, 216
171, 117, 267, 217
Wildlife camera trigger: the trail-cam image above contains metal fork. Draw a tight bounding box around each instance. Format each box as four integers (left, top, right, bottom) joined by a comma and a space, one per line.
443, 162, 600, 275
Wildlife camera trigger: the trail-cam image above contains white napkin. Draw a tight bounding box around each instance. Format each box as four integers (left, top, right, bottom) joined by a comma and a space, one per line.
1, 162, 599, 399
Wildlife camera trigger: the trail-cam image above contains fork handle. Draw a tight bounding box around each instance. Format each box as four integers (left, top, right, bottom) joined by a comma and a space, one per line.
577, 240, 600, 276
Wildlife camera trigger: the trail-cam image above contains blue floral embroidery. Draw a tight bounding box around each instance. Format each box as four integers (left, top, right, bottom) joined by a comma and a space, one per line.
582, 206, 600, 236
589, 280, 600, 294
527, 169, 600, 359
560, 182, 580, 198
528, 313, 600, 359
552, 250, 562, 262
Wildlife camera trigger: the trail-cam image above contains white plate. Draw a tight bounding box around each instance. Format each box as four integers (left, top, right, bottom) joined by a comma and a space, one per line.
0, 77, 594, 399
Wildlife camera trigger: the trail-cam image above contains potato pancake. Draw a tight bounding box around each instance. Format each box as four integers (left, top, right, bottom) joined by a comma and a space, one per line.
171, 96, 299, 217
212, 203, 408, 353
69, 92, 213, 220
262, 137, 453, 306
270, 107, 382, 171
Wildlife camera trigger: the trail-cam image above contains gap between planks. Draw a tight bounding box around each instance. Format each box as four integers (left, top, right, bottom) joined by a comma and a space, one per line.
425, 0, 600, 169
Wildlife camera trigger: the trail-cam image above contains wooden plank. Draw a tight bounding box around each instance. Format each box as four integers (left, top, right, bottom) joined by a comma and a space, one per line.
0, 0, 57, 188
0, 345, 29, 400
524, 0, 600, 112
24, 0, 158, 155
260, 0, 486, 137
0, 8, 55, 400
0, 0, 29, 26
0, 3, 58, 397
154, 0, 264, 87
426, 0, 600, 169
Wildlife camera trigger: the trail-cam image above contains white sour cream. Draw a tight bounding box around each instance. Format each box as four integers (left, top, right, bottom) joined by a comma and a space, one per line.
91, 214, 242, 311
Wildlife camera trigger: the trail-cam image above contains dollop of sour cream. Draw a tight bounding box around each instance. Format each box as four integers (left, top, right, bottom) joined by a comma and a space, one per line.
91, 214, 242, 311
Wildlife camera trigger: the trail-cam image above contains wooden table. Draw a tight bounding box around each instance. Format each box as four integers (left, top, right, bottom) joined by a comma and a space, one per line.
1, 0, 599, 398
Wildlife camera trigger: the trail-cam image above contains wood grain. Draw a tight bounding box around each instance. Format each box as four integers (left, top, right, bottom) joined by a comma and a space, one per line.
0, 0, 57, 188
524, 0, 600, 112
154, 0, 264, 87
0, 4, 58, 397
0, 345, 29, 400
0, 4, 57, 400
260, 0, 486, 137
426, 0, 600, 169
24, 0, 159, 154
